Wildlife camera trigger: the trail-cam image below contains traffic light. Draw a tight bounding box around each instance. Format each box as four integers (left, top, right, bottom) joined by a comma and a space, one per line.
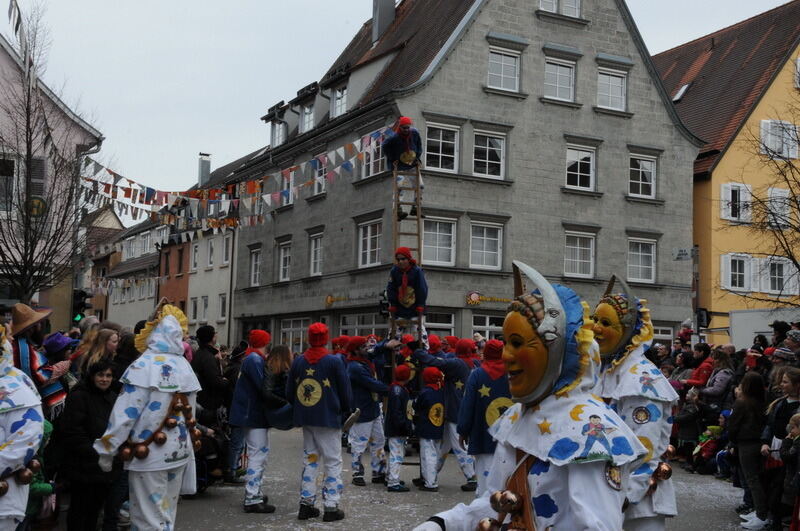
72, 289, 92, 322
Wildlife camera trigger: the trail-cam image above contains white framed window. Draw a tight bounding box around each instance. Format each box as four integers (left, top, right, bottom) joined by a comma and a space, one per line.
201, 295, 208, 322
627, 239, 656, 283
597, 68, 627, 111
566, 145, 595, 190
191, 243, 199, 270
540, 0, 580, 17
313, 154, 327, 195
123, 237, 136, 260
207, 239, 214, 267
720, 183, 752, 222
470, 222, 503, 270
249, 248, 262, 287
361, 129, 386, 179
760, 120, 798, 159
223, 233, 232, 265
281, 317, 311, 353
340, 313, 389, 337
424, 312, 455, 337
629, 155, 656, 198
280, 170, 294, 206
426, 124, 459, 173
767, 187, 791, 228
473, 131, 505, 179
309, 233, 323, 276
218, 293, 227, 320
721, 254, 754, 292
190, 297, 198, 322
137, 279, 146, 299
423, 218, 456, 266
278, 242, 291, 282
271, 121, 286, 147
300, 103, 315, 134
331, 85, 347, 118
753, 256, 799, 296
544, 58, 575, 101
358, 220, 382, 268
473, 314, 505, 340
0, 158, 14, 211
156, 226, 169, 244
564, 231, 595, 278
488, 47, 520, 92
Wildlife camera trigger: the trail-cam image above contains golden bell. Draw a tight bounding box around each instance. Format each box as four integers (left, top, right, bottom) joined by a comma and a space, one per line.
153, 432, 168, 445
498, 490, 521, 513
662, 444, 676, 460
191, 428, 202, 441
0, 480, 8, 497
164, 417, 178, 429
489, 491, 504, 513
134, 444, 150, 459
181, 403, 193, 413
477, 518, 501, 531
193, 439, 202, 452
655, 462, 672, 481
186, 418, 197, 429
28, 459, 41, 473
120, 446, 134, 461
15, 468, 33, 485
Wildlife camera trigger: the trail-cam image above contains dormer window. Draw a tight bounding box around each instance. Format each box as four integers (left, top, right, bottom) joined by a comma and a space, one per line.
331, 86, 348, 118
300, 104, 315, 134
271, 121, 286, 147
540, 0, 580, 18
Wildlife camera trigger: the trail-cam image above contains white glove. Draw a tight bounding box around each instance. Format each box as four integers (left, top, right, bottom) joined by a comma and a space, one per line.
412, 522, 443, 531
98, 453, 113, 473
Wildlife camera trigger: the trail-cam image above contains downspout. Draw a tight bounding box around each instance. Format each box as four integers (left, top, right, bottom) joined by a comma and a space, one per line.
226, 228, 235, 343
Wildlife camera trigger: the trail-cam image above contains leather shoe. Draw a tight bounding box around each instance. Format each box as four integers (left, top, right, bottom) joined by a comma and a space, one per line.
323, 508, 345, 522
298, 504, 320, 520
243, 502, 275, 514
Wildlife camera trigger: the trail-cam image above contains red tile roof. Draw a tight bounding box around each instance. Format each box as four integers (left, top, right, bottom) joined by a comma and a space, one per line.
652, 1, 800, 177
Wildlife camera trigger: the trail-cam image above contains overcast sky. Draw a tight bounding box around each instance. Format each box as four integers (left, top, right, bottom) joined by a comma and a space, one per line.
11, 0, 790, 192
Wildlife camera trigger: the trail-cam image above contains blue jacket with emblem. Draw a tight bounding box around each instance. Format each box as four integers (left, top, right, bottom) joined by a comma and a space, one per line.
457, 367, 512, 455
286, 354, 351, 429
382, 128, 423, 171
385, 383, 413, 437
413, 385, 445, 440
387, 265, 428, 319
347, 359, 388, 422
412, 349, 472, 423
229, 352, 268, 429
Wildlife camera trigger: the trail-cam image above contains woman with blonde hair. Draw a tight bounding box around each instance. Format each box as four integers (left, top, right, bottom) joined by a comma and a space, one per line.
79, 328, 120, 374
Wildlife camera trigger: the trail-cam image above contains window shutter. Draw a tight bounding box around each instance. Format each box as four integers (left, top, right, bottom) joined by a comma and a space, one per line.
740, 184, 753, 222
757, 258, 769, 293
790, 124, 799, 160
790, 262, 800, 296
721, 254, 731, 289
768, 188, 791, 227
746, 255, 758, 292
29, 158, 45, 196
720, 183, 732, 220
760, 120, 772, 154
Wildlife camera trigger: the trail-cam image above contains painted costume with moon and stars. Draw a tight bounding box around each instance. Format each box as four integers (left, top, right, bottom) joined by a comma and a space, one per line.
593, 281, 679, 531
414, 262, 646, 531
93, 308, 201, 531
0, 337, 43, 531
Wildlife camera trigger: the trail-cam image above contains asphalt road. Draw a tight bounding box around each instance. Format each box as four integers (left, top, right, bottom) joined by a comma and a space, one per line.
175, 428, 744, 530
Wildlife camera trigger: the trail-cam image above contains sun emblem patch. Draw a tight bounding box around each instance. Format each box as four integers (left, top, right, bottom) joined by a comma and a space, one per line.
632, 407, 651, 424
297, 378, 322, 407
428, 402, 444, 427
485, 397, 514, 427
605, 462, 622, 491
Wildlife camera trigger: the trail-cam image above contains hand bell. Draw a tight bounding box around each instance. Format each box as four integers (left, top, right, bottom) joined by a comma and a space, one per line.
134, 444, 150, 459
153, 431, 168, 445
15, 468, 33, 485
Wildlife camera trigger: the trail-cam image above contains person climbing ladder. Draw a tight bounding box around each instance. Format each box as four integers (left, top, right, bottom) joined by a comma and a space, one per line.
383, 116, 423, 220
387, 247, 428, 348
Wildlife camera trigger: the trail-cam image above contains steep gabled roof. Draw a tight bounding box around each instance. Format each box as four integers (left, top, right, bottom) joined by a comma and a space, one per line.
653, 0, 800, 177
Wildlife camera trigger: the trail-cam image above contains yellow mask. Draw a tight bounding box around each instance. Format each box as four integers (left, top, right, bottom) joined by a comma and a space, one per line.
591, 302, 624, 356
502, 311, 549, 400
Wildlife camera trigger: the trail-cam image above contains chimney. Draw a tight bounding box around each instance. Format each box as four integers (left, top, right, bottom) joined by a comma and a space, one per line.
372, 0, 395, 44
198, 153, 211, 187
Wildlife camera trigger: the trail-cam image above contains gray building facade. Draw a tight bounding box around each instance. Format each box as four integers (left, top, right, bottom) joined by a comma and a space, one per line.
229, 0, 701, 351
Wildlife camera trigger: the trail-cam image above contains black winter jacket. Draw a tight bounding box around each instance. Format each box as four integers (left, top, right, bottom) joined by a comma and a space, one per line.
728, 398, 766, 446
192, 344, 227, 411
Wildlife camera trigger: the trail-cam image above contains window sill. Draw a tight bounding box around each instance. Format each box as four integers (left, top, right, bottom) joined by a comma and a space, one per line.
424, 265, 512, 277
348, 264, 392, 275
216, 318, 227, 324
204, 266, 214, 272
220, 263, 229, 269
189, 269, 197, 275
306, 191, 327, 203
560, 276, 602, 284
175, 273, 184, 278
482, 86, 529, 100
593, 106, 634, 119
722, 219, 752, 226
301, 275, 323, 283
273, 204, 294, 214
539, 97, 583, 109
424, 169, 514, 186
242, 285, 262, 292
628, 280, 657, 288
353, 170, 392, 188
625, 195, 665, 206
561, 186, 603, 198
534, 9, 590, 28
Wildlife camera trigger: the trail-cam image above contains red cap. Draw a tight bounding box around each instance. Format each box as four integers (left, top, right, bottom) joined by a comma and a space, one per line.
308, 322, 329, 348
422, 366, 443, 384
445, 336, 459, 349
428, 334, 441, 352
483, 339, 504, 360
332, 335, 350, 349
455, 338, 476, 357
248, 329, 271, 349
346, 336, 367, 353
398, 116, 413, 127
394, 247, 417, 266
401, 334, 415, 345
394, 364, 411, 382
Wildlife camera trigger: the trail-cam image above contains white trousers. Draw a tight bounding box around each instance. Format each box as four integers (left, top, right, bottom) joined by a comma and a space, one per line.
394, 323, 429, 350
474, 453, 493, 497
348, 416, 386, 478
397, 174, 425, 207
387, 437, 407, 487
624, 515, 667, 531
300, 426, 343, 509
243, 428, 270, 505
420, 438, 442, 488
439, 422, 475, 480
129, 465, 186, 531
0, 516, 23, 531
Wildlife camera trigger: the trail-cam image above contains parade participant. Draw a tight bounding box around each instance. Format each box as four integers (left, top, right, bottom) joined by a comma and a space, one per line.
456, 339, 512, 497
443, 336, 459, 355
93, 303, 202, 531
415, 366, 446, 492
413, 262, 645, 531
10, 303, 66, 420
229, 329, 275, 514
346, 336, 388, 486
385, 364, 414, 492
591, 276, 679, 531
412, 338, 478, 491
382, 116, 423, 220
0, 324, 45, 531
428, 335, 445, 358
191, 325, 227, 426
387, 247, 428, 348
286, 323, 351, 522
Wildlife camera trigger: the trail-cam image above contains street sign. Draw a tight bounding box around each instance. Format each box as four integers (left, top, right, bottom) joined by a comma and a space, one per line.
25, 196, 47, 218
672, 248, 692, 261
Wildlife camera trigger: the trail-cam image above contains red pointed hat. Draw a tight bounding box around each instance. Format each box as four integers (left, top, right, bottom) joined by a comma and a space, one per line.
422, 366, 443, 384
394, 247, 417, 266
308, 322, 329, 347
455, 339, 476, 357
394, 364, 411, 381
248, 329, 271, 348
398, 116, 413, 126
346, 336, 367, 353
483, 339, 504, 360
428, 334, 441, 352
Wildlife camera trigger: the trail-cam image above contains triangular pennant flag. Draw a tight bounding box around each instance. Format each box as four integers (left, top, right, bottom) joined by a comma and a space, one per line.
262, 194, 271, 207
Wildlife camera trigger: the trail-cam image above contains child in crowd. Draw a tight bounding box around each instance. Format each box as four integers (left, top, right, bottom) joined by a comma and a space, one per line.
689, 425, 723, 474
675, 387, 701, 461
385, 364, 414, 492
414, 367, 445, 492
714, 410, 734, 480
780, 413, 800, 528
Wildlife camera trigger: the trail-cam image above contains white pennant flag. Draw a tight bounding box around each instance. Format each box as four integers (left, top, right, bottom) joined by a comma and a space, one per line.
262, 194, 271, 207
